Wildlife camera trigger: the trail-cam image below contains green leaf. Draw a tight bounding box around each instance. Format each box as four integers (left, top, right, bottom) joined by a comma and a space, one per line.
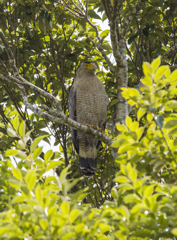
128, 33, 138, 44
19, 121, 26, 137
99, 223, 111, 233
12, 115, 19, 131
118, 183, 133, 190
5, 149, 18, 156
33, 147, 43, 159
77, 193, 88, 201
171, 228, 177, 236
125, 116, 132, 129
124, 194, 141, 203
88, 9, 101, 19
68, 39, 84, 48
39, 219, 48, 230
47, 161, 62, 171
16, 150, 27, 159
118, 206, 130, 220
141, 76, 152, 86
144, 185, 154, 197
131, 203, 144, 214
30, 135, 49, 152
165, 67, 171, 78
61, 202, 70, 215
170, 69, 177, 83
60, 232, 76, 240
166, 100, 177, 109
100, 30, 109, 39
13, 168, 22, 182
44, 150, 53, 162
75, 223, 86, 232
25, 170, 37, 191
102, 13, 107, 21
147, 113, 153, 122
130, 121, 139, 132
111, 187, 118, 199
154, 66, 169, 81
7, 128, 18, 138
129, 88, 140, 97
151, 56, 161, 73
69, 209, 80, 223
17, 139, 26, 149
143, 62, 152, 76
155, 115, 164, 128
116, 123, 128, 132
0, 227, 9, 236
137, 108, 146, 121
114, 176, 130, 183
35, 185, 43, 202
164, 119, 177, 129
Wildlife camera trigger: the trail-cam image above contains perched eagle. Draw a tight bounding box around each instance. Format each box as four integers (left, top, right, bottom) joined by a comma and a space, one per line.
69, 61, 108, 177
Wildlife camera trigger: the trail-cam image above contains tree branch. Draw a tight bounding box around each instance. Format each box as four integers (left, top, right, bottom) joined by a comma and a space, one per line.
18, 86, 113, 146
61, 1, 116, 75
121, 0, 145, 36
0, 30, 113, 146
161, 44, 177, 63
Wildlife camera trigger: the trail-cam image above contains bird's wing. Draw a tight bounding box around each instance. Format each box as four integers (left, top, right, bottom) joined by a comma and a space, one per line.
69, 87, 79, 154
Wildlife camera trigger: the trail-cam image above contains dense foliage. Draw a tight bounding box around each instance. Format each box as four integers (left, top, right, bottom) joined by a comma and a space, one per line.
1, 0, 177, 239
1, 59, 177, 239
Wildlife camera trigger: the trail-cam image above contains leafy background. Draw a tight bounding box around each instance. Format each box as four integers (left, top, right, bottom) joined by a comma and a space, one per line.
1, 0, 177, 239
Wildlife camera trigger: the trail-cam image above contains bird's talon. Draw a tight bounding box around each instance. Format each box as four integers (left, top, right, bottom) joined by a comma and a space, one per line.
84, 123, 94, 129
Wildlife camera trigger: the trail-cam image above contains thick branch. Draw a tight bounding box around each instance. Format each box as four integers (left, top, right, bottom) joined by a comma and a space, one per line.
0, 21, 113, 147
19, 87, 113, 146
0, 68, 113, 146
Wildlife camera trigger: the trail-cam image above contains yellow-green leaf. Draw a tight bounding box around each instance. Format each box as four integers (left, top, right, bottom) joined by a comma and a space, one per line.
170, 69, 177, 83
35, 185, 43, 202
5, 149, 18, 156
99, 223, 111, 233
25, 170, 37, 191
125, 116, 132, 129
69, 209, 80, 223
19, 121, 26, 138
154, 66, 169, 81
143, 62, 152, 76
12, 115, 19, 131
30, 135, 49, 152
151, 56, 161, 73
61, 202, 70, 215
39, 219, 48, 230
137, 108, 146, 121
114, 176, 130, 183
13, 168, 22, 182
172, 228, 177, 236
116, 123, 128, 132
7, 128, 18, 138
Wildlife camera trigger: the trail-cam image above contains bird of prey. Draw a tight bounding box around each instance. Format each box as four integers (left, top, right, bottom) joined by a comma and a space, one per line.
69, 61, 108, 177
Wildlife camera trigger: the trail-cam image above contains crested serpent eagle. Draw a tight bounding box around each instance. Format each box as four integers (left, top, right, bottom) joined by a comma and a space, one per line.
69, 61, 108, 177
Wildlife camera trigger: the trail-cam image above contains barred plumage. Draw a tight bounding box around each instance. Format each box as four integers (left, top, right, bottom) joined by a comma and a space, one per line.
69, 61, 108, 177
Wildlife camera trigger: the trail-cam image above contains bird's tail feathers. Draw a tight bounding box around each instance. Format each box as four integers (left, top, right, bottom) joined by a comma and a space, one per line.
79, 156, 97, 177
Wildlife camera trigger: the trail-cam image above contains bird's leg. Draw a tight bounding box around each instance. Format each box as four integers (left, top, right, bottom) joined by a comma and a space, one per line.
96, 126, 105, 135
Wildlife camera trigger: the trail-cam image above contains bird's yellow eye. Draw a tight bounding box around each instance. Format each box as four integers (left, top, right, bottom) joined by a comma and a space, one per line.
85, 64, 88, 67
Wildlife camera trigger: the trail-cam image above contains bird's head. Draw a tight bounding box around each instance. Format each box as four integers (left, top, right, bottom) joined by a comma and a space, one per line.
77, 61, 97, 76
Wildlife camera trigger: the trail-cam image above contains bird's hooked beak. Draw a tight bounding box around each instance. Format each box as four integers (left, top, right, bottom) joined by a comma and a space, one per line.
84, 62, 97, 70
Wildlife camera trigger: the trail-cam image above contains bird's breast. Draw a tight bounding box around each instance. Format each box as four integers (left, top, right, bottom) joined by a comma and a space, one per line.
74, 76, 108, 127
